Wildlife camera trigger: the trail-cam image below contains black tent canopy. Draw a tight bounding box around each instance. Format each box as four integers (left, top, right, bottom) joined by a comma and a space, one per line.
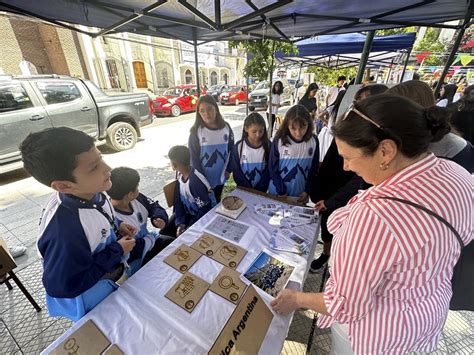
0, 0, 470, 44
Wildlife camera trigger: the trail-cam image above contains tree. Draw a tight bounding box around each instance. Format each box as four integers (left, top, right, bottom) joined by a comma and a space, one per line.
228, 39, 297, 80
413, 28, 448, 66
377, 27, 416, 36
306, 66, 358, 87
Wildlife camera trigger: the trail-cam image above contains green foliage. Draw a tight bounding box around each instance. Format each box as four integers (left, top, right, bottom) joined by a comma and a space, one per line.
306, 66, 358, 87
413, 28, 448, 66
229, 40, 297, 80
377, 27, 416, 36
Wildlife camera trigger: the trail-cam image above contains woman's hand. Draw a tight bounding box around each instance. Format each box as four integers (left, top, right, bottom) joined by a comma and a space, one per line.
314, 200, 327, 211
297, 192, 309, 203
271, 289, 300, 315
177, 224, 187, 237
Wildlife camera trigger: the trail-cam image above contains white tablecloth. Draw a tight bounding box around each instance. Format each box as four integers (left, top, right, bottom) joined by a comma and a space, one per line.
42, 189, 320, 355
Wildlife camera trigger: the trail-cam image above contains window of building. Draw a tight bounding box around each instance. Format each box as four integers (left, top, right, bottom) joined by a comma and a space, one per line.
105, 59, 120, 89
185, 69, 193, 84
0, 83, 33, 113
36, 82, 81, 105
223, 73, 228, 84
210, 71, 218, 86
161, 68, 169, 87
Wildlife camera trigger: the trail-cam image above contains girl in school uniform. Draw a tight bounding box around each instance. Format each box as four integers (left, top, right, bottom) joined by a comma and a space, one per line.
188, 95, 234, 201
228, 112, 271, 192
269, 104, 319, 203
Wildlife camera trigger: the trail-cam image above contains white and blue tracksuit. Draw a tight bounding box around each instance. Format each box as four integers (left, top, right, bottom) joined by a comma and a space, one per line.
268, 135, 319, 197
174, 168, 216, 227
228, 138, 270, 192
188, 123, 234, 189
37, 192, 150, 321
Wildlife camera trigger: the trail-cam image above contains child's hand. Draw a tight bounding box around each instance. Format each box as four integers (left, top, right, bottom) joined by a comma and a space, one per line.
177, 224, 187, 237
119, 223, 137, 238
297, 192, 309, 203
314, 200, 327, 211
152, 218, 166, 229
117, 236, 136, 254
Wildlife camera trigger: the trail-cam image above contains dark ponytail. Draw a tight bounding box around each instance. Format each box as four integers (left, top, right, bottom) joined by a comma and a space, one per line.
424, 106, 451, 142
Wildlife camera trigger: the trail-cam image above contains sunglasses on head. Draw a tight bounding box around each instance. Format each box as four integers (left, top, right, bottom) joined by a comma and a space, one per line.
343, 103, 383, 130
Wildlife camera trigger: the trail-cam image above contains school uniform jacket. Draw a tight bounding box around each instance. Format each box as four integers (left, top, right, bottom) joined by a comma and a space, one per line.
228, 138, 270, 192
188, 123, 234, 189
268, 135, 319, 197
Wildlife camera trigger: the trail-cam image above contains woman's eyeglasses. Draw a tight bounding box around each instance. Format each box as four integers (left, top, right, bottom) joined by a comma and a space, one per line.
343, 103, 383, 130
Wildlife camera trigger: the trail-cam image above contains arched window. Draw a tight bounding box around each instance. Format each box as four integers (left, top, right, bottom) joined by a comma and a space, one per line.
161, 68, 169, 87
223, 73, 228, 84
185, 69, 193, 84
210, 71, 218, 86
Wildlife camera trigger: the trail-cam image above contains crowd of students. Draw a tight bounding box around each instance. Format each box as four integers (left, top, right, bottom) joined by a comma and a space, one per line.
17, 77, 473, 354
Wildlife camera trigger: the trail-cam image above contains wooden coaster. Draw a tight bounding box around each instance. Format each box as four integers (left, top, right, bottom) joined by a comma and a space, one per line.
163, 244, 202, 273
191, 233, 225, 257
165, 272, 210, 313
209, 240, 247, 270
50, 320, 110, 355
209, 267, 247, 304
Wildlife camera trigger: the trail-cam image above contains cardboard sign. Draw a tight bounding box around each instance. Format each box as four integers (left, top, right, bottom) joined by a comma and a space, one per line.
50, 320, 110, 355
163, 244, 201, 273
209, 241, 247, 270
208, 285, 273, 355
191, 233, 225, 257
165, 272, 210, 313
209, 267, 247, 304
103, 344, 124, 355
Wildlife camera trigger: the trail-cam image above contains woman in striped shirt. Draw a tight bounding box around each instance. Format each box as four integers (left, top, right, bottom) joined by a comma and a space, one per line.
271, 95, 473, 354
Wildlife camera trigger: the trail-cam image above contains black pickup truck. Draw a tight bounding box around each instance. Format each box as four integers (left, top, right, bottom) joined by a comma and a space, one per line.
0, 75, 153, 174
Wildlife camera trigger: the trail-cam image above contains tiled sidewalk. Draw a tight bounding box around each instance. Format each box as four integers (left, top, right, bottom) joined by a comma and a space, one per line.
1, 172, 472, 354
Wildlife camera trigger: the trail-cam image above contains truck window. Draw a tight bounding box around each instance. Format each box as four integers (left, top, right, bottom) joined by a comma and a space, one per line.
36, 82, 82, 104
0, 83, 33, 113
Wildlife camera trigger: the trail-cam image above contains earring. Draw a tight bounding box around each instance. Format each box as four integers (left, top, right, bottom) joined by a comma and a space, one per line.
379, 162, 389, 170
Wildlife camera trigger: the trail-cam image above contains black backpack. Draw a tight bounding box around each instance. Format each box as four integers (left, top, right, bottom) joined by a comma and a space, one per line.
376, 196, 473, 311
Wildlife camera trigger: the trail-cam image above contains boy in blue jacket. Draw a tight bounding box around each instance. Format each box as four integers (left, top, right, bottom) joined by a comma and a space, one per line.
107, 167, 175, 267
168, 145, 216, 237
20, 127, 142, 321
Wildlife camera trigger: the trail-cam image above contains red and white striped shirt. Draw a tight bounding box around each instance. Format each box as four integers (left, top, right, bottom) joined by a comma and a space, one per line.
317, 154, 473, 354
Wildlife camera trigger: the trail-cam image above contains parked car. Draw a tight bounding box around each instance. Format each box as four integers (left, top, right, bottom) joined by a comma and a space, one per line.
248, 79, 294, 111
0, 74, 153, 174
207, 84, 230, 102
153, 85, 205, 117
219, 86, 248, 105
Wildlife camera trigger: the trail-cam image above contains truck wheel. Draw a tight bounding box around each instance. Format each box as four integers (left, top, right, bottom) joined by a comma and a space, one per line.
106, 122, 137, 151
171, 105, 181, 117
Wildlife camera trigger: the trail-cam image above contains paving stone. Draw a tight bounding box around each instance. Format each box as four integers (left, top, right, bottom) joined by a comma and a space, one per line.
19, 321, 64, 355
0, 319, 21, 354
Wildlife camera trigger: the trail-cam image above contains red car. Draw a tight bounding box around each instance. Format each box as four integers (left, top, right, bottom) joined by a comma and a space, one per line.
219, 86, 248, 105
153, 85, 206, 117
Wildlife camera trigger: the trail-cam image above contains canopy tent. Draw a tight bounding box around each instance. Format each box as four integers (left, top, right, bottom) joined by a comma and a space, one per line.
275, 32, 417, 69
0, 1, 470, 44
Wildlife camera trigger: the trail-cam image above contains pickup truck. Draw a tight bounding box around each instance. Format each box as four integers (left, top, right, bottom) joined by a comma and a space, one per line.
0, 75, 153, 174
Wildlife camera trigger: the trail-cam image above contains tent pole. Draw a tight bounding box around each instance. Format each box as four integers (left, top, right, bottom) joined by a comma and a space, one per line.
295, 62, 303, 103
193, 29, 201, 97
268, 40, 276, 138
400, 47, 412, 83
246, 72, 249, 117
434, 4, 473, 96
355, 30, 375, 84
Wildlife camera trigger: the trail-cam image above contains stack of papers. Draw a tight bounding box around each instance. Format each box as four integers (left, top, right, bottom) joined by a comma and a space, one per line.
269, 228, 311, 255
254, 204, 318, 227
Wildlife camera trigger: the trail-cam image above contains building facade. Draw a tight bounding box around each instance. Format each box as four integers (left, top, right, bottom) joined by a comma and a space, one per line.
0, 14, 246, 92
